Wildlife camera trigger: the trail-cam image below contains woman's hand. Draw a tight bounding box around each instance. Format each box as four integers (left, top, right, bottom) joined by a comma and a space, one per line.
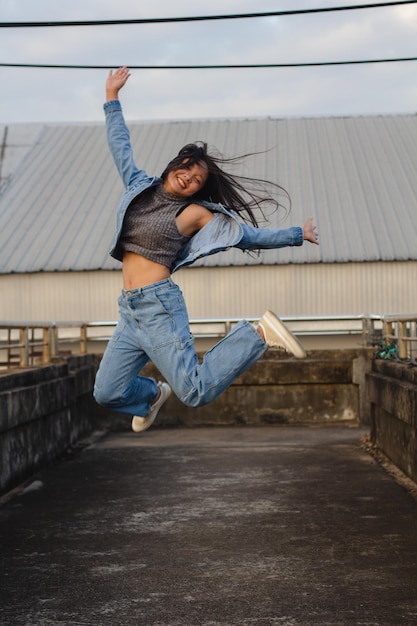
106, 66, 131, 101
303, 217, 319, 245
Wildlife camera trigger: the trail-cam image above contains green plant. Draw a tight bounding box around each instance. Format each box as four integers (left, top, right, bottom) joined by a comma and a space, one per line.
375, 339, 398, 360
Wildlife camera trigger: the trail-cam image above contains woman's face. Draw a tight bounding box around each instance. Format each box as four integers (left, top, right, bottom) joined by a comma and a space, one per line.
163, 161, 209, 198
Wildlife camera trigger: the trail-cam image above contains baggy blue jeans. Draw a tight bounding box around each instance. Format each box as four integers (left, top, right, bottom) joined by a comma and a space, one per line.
93, 278, 267, 416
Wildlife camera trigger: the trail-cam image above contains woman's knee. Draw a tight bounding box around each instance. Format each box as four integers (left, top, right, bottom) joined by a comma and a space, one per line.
93, 384, 117, 408
180, 388, 211, 408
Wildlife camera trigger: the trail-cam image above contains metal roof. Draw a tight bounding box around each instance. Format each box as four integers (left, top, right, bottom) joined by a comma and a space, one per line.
0, 114, 416, 274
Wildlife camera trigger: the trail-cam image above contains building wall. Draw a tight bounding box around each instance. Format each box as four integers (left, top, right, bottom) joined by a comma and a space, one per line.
1, 261, 416, 322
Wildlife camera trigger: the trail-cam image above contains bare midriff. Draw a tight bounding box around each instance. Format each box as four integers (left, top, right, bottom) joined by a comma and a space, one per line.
122, 252, 171, 290
121, 203, 214, 290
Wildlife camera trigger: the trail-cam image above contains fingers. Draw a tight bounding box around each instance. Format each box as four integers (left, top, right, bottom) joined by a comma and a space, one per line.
304, 217, 319, 244
116, 66, 130, 78
107, 67, 130, 80
311, 220, 319, 244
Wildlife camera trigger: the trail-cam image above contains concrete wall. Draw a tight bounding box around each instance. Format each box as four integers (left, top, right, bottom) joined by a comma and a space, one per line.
4, 349, 416, 496
0, 355, 97, 495
97, 350, 360, 429
367, 360, 417, 483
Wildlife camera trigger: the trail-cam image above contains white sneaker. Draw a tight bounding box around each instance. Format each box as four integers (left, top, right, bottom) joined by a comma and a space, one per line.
258, 310, 306, 359
131, 381, 172, 433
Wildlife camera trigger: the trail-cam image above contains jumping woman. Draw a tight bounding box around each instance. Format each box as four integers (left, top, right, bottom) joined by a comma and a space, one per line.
94, 67, 319, 433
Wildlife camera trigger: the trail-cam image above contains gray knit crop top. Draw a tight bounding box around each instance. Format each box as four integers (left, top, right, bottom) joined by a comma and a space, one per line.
118, 184, 191, 269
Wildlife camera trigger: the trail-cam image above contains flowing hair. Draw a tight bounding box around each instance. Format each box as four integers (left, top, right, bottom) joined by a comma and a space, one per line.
160, 142, 290, 228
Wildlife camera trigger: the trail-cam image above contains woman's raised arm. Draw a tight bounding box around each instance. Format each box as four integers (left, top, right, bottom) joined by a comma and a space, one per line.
106, 66, 131, 102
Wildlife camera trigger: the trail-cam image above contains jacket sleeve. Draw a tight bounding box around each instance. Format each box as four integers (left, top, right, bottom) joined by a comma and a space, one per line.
104, 100, 149, 190
235, 223, 304, 250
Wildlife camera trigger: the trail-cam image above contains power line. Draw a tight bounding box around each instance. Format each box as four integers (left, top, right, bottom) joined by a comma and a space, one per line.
1, 1, 416, 28
1, 58, 416, 70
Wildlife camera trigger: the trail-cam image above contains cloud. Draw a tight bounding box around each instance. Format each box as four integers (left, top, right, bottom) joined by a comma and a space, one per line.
0, 0, 416, 123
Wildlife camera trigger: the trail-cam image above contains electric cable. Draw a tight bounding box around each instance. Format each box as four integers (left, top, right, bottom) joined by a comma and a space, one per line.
0, 1, 416, 28
1, 58, 416, 70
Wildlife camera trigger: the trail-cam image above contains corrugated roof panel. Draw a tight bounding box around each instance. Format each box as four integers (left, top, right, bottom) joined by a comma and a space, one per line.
0, 114, 416, 275
0, 123, 44, 186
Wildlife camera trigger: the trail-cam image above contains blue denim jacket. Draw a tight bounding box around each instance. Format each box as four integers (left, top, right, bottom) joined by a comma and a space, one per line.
104, 100, 303, 272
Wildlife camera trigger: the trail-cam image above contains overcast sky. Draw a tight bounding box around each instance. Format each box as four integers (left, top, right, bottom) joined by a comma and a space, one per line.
0, 0, 416, 124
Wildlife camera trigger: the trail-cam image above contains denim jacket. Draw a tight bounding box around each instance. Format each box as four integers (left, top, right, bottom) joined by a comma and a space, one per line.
104, 100, 303, 272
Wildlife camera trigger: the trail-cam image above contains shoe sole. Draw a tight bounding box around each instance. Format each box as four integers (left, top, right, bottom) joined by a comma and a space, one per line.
132, 382, 172, 433
263, 310, 306, 359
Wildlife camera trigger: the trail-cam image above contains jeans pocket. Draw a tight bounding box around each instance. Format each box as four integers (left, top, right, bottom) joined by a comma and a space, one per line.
109, 318, 127, 342
153, 288, 193, 350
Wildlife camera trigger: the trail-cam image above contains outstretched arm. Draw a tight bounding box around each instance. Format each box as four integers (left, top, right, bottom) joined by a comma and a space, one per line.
106, 66, 131, 102
235, 217, 319, 251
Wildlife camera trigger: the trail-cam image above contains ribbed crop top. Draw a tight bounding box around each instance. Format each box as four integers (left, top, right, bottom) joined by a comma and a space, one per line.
118, 184, 191, 269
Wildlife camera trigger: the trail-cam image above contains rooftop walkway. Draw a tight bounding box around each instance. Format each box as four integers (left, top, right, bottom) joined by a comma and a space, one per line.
1, 425, 417, 626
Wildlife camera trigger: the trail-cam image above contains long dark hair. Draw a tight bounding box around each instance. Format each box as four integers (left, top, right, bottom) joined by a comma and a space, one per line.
160, 142, 290, 228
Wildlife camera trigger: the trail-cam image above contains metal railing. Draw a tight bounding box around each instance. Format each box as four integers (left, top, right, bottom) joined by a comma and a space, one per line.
380, 315, 417, 360
0, 313, 416, 370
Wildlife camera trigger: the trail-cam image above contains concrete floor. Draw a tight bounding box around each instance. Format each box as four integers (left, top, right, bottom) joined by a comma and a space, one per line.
1, 425, 417, 626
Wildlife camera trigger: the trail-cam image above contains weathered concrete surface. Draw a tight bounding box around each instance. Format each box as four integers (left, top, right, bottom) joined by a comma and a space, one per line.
367, 359, 417, 483
1, 425, 417, 626
98, 350, 360, 430
0, 355, 98, 494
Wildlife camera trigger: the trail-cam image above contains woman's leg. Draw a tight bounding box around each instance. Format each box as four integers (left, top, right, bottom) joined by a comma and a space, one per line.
93, 298, 158, 417
133, 279, 267, 408
163, 319, 266, 407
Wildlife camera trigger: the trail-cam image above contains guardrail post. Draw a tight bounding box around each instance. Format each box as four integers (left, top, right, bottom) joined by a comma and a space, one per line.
411, 322, 417, 360
383, 320, 394, 346
398, 321, 407, 359
42, 327, 50, 364
80, 325, 87, 354
20, 327, 29, 367
361, 315, 370, 346
50, 326, 58, 358
7, 328, 12, 365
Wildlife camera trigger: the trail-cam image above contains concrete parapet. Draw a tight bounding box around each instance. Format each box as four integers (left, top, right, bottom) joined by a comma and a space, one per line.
98, 350, 360, 430
0, 355, 98, 494
367, 359, 417, 483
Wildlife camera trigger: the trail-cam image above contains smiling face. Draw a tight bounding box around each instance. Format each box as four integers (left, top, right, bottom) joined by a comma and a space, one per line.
162, 161, 209, 198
